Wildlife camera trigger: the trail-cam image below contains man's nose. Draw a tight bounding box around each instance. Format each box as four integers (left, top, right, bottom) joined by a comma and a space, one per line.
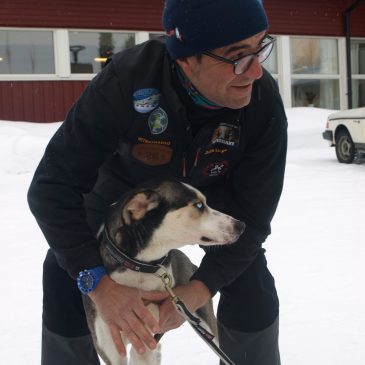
245, 56, 263, 80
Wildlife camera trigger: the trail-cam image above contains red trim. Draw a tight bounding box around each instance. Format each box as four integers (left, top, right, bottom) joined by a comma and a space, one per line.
0, 81, 88, 123
0, 0, 364, 36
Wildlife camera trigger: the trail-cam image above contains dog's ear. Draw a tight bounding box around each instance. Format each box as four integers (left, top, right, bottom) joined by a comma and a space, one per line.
122, 191, 160, 225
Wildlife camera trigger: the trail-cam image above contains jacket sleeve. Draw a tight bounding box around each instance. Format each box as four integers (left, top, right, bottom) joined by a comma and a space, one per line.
191, 78, 288, 296
27, 65, 129, 279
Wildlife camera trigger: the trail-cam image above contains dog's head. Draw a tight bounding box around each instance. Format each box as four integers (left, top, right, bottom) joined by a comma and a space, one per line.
106, 180, 245, 262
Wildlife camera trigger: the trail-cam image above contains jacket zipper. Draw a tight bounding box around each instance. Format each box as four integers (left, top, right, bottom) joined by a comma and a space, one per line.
182, 147, 202, 178
193, 147, 201, 167
182, 155, 187, 177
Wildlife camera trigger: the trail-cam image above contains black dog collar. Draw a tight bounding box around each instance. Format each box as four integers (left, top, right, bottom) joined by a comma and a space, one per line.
103, 228, 169, 273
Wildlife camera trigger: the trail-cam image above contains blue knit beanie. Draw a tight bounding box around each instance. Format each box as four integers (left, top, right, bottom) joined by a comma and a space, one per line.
162, 0, 268, 60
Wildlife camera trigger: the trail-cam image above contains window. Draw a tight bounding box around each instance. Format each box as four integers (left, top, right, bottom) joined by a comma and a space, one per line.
0, 30, 54, 74
351, 80, 365, 108
351, 39, 365, 107
149, 33, 165, 40
292, 79, 339, 108
290, 37, 340, 109
69, 31, 135, 74
351, 39, 365, 74
291, 38, 338, 74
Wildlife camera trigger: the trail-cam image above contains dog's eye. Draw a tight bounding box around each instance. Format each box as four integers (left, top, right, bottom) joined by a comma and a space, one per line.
194, 202, 204, 211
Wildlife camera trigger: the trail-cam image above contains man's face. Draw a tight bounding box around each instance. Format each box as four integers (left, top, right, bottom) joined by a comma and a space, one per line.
176, 31, 267, 109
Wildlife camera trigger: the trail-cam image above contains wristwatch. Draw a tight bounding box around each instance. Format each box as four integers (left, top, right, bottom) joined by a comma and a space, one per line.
77, 266, 107, 294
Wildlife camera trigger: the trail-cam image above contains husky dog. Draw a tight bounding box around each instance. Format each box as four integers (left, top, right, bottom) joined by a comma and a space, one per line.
83, 180, 245, 365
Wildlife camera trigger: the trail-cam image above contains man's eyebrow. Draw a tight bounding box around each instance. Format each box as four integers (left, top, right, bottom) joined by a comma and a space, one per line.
223, 33, 268, 57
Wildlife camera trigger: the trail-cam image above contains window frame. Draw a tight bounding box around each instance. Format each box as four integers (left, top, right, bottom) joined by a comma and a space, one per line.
276, 35, 347, 109
351, 37, 365, 108
68, 29, 137, 77
288, 35, 343, 109
0, 27, 57, 80
0, 27, 146, 81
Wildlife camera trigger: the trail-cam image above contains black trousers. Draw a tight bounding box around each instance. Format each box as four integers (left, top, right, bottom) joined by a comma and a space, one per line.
218, 317, 280, 365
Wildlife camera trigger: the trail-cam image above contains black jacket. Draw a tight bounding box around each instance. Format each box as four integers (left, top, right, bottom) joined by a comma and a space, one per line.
28, 39, 287, 300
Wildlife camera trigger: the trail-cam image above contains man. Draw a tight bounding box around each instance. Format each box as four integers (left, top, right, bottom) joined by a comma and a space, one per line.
28, 0, 287, 364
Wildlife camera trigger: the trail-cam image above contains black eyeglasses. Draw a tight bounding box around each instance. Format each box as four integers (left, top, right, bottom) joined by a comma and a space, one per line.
202, 35, 275, 75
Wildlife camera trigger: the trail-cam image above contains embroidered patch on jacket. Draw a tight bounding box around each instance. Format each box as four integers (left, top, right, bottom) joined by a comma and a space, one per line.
133, 88, 161, 113
211, 124, 240, 147
137, 137, 171, 146
148, 107, 168, 135
131, 144, 173, 166
204, 148, 228, 156
204, 161, 229, 177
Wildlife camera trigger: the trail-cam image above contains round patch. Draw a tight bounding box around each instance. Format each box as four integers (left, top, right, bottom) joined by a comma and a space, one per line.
204, 161, 229, 177
133, 88, 160, 113
148, 107, 168, 135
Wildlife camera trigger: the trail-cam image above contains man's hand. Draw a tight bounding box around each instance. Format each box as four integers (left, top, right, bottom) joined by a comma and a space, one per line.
88, 275, 169, 356
158, 280, 211, 333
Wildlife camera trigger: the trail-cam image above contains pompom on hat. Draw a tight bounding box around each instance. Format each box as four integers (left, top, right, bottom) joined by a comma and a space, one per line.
162, 0, 269, 60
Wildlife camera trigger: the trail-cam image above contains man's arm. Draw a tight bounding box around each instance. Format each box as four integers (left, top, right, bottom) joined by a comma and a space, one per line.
158, 115, 287, 332
192, 82, 288, 296
158, 76, 288, 332
28, 75, 122, 278
27, 66, 163, 354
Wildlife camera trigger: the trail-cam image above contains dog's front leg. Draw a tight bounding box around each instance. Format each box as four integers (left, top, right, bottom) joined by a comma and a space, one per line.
129, 303, 161, 365
129, 343, 162, 365
94, 315, 128, 365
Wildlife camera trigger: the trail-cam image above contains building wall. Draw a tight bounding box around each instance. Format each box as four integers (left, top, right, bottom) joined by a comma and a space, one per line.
0, 81, 88, 122
1, 0, 364, 36
0, 0, 166, 31
0, 0, 365, 122
266, 0, 365, 37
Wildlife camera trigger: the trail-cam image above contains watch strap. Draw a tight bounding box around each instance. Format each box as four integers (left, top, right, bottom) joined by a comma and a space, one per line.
77, 266, 107, 294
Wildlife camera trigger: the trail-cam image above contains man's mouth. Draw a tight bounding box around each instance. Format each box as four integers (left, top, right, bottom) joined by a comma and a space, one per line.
231, 83, 252, 89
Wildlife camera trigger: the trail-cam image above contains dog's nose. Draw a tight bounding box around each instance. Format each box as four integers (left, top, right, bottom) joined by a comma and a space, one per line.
234, 220, 246, 236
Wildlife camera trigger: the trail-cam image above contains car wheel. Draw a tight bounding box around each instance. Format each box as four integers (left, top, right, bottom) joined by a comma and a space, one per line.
335, 130, 355, 164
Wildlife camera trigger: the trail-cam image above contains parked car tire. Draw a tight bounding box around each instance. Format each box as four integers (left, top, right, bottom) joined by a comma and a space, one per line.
335, 129, 355, 163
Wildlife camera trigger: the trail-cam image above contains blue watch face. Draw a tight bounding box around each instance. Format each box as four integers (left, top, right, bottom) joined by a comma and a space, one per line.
80, 273, 94, 290
77, 267, 106, 294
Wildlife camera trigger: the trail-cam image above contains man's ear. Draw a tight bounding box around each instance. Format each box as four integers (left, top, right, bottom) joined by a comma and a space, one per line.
176, 56, 200, 80
122, 191, 160, 225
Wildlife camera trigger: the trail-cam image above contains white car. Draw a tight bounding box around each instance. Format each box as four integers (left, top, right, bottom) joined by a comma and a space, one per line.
322, 107, 365, 163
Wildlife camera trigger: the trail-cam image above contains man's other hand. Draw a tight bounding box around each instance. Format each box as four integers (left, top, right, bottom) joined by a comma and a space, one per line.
157, 280, 211, 333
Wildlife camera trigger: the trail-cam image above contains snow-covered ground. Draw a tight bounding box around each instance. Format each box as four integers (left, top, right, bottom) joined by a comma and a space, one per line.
0, 108, 364, 364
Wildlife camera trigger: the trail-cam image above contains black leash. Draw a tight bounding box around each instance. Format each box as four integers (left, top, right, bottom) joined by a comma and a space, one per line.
103, 228, 236, 365
155, 268, 236, 365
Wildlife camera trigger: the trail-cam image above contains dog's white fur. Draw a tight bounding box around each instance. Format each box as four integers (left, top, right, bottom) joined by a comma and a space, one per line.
94, 270, 170, 365
85, 181, 244, 365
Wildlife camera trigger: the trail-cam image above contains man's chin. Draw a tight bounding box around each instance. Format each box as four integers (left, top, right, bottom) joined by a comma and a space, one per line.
228, 84, 253, 108
227, 95, 252, 109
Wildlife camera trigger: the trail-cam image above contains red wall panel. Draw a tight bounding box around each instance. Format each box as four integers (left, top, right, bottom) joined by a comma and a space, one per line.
265, 0, 365, 37
0, 0, 364, 36
0, 0, 165, 31
0, 81, 88, 122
